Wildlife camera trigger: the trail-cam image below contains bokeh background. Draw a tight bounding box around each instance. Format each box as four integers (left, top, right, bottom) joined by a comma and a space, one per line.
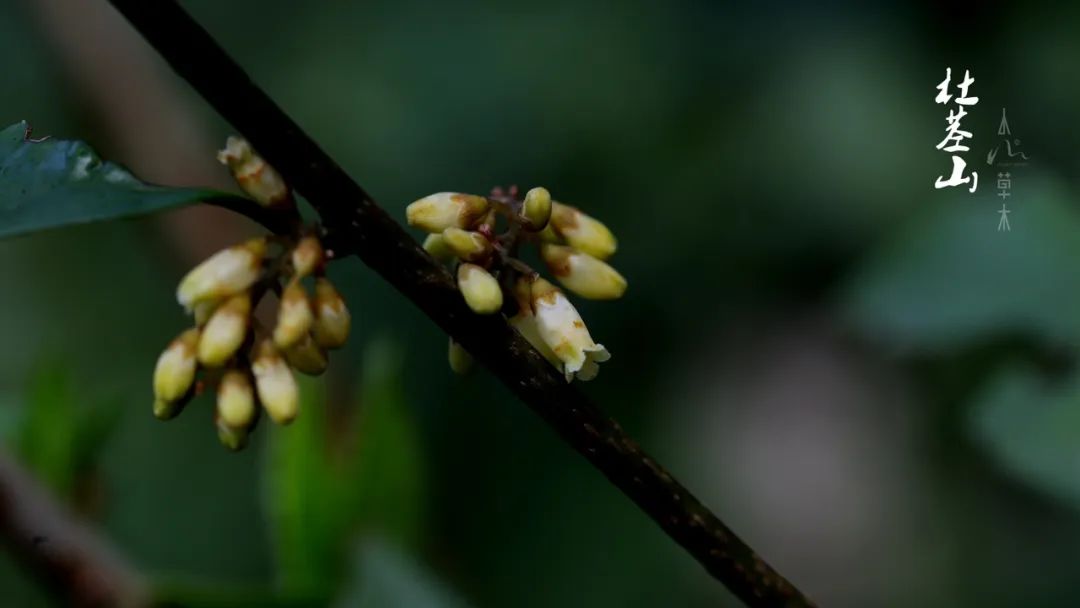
2, 1, 1080, 606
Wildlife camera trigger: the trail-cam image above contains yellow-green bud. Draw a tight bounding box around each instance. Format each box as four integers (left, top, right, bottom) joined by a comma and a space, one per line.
153, 397, 191, 421
406, 192, 490, 233
441, 227, 492, 262
273, 280, 314, 349
549, 202, 617, 260
448, 338, 473, 375
283, 333, 329, 376
291, 236, 324, 278
216, 415, 250, 451
192, 300, 219, 327
217, 136, 291, 207
312, 278, 351, 349
153, 328, 200, 417
522, 187, 552, 231
197, 293, 251, 367
177, 238, 265, 310
457, 263, 503, 314
540, 244, 627, 300
530, 278, 609, 382
217, 369, 256, 428
422, 234, 455, 261
252, 340, 299, 425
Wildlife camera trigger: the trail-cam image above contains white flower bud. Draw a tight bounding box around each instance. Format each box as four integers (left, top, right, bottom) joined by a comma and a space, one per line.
217, 369, 256, 428
457, 263, 503, 314
540, 244, 627, 300
522, 187, 552, 231
252, 340, 299, 425
177, 238, 265, 310
217, 136, 291, 207
549, 202, 617, 260
197, 293, 251, 367
530, 279, 609, 382
283, 333, 329, 376
441, 227, 492, 262
406, 192, 490, 233
273, 280, 314, 349
153, 328, 200, 418
291, 236, 324, 278
312, 278, 351, 349
448, 338, 473, 375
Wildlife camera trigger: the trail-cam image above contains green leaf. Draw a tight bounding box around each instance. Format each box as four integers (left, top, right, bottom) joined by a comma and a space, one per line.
347, 339, 426, 549
16, 366, 78, 496
839, 175, 1080, 351
263, 338, 426, 599
0, 121, 240, 239
335, 540, 471, 608
264, 376, 344, 598
970, 365, 1080, 507
13, 364, 121, 500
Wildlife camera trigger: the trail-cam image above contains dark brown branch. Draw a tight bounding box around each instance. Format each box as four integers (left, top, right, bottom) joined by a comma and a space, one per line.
105, 2, 815, 606
0, 452, 149, 608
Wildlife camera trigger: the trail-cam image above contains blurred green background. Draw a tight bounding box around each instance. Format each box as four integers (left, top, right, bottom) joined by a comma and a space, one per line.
2, 1, 1080, 606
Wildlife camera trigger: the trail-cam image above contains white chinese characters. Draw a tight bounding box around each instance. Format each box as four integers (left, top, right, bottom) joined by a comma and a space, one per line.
934, 67, 979, 192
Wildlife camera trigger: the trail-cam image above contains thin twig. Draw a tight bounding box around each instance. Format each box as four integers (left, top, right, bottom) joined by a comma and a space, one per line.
106, 2, 815, 606
0, 451, 149, 608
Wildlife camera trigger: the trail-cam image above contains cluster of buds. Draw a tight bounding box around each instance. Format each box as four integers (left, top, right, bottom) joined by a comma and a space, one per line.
407, 186, 625, 381
152, 138, 352, 450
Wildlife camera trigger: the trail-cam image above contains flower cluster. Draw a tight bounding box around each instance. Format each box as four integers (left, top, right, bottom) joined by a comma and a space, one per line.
407, 186, 626, 381
152, 138, 352, 450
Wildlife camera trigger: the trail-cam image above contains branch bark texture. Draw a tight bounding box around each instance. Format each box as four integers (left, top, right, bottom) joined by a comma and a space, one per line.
105, 2, 816, 606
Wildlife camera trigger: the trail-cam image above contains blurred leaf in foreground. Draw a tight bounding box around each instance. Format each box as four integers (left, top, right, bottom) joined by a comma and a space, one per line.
335, 540, 471, 608
839, 175, 1080, 352
970, 364, 1080, 508
264, 337, 426, 598
347, 339, 426, 549
13, 364, 121, 501
264, 375, 343, 598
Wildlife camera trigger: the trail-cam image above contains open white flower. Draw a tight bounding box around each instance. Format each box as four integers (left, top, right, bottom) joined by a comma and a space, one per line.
530, 278, 609, 381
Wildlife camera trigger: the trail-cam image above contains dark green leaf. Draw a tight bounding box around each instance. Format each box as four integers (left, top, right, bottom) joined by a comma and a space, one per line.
0, 121, 241, 239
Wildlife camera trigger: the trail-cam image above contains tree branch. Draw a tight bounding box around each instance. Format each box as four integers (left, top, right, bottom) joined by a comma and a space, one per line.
0, 451, 149, 608
105, 2, 815, 606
